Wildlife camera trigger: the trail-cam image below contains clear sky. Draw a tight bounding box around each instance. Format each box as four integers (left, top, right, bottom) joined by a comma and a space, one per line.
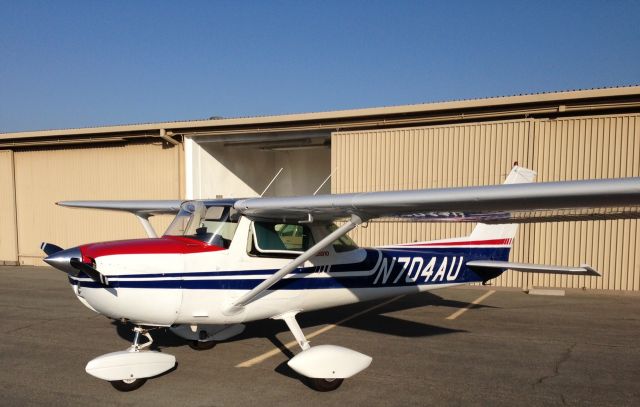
1, 0, 639, 133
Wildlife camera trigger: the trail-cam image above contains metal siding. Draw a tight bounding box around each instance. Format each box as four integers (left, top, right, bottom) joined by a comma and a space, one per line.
0, 151, 18, 263
13, 143, 181, 265
333, 114, 640, 291
527, 116, 640, 291
333, 119, 532, 287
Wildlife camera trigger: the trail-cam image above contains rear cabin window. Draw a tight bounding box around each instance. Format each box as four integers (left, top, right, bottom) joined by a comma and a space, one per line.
250, 222, 314, 258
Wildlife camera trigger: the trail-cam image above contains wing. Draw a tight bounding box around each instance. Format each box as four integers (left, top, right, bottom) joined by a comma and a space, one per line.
234, 177, 640, 223
57, 200, 183, 215
57, 200, 183, 238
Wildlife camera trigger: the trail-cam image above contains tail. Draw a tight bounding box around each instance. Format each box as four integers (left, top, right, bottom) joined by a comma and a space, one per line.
467, 166, 537, 245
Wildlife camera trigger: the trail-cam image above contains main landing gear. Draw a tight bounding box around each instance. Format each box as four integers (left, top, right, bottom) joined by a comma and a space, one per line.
188, 339, 217, 351
275, 311, 372, 392
170, 323, 246, 351
308, 377, 344, 392
85, 326, 176, 392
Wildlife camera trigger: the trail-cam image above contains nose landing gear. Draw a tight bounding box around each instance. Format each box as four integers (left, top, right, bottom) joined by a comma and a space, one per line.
85, 326, 176, 392
131, 326, 154, 350
108, 327, 154, 391
110, 377, 147, 392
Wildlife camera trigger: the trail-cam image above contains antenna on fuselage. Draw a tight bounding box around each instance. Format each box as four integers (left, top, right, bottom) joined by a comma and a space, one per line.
313, 166, 338, 196
260, 167, 284, 197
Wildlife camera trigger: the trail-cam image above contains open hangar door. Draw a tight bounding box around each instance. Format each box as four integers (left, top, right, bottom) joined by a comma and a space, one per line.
185, 131, 332, 199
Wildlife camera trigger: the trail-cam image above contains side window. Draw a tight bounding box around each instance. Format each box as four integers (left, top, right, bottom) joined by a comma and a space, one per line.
325, 223, 359, 252
250, 222, 314, 257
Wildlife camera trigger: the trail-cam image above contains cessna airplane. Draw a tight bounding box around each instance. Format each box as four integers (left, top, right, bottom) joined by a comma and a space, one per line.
41, 166, 640, 392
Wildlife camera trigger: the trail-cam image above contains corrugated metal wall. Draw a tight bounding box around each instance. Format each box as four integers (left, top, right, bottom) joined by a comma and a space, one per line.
0, 150, 18, 264
332, 114, 640, 291
13, 142, 182, 265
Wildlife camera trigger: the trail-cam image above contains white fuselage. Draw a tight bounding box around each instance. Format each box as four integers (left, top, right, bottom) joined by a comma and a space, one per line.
68, 216, 506, 326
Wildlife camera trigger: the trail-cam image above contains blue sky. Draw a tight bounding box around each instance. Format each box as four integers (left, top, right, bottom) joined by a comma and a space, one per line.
1, 0, 639, 133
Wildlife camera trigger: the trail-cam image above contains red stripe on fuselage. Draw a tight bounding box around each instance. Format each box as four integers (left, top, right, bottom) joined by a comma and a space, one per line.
80, 235, 224, 258
397, 238, 513, 247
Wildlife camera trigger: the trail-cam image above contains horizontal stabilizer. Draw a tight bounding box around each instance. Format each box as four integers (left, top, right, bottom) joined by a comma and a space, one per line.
467, 260, 600, 276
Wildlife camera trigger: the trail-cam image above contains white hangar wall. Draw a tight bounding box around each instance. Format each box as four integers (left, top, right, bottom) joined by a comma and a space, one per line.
185, 136, 331, 199
332, 114, 640, 291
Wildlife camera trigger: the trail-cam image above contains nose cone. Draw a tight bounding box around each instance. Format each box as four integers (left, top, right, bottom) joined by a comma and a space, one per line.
44, 246, 82, 275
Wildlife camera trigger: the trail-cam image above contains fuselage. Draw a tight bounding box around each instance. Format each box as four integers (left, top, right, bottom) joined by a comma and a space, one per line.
66, 216, 510, 326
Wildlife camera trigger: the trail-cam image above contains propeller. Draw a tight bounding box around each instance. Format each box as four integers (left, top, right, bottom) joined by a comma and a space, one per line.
41, 242, 110, 286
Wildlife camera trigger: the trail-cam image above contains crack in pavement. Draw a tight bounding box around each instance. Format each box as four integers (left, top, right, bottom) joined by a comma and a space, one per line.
532, 342, 577, 404
534, 342, 577, 387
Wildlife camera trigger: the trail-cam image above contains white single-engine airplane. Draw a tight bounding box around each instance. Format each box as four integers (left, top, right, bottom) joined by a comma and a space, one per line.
41, 166, 640, 392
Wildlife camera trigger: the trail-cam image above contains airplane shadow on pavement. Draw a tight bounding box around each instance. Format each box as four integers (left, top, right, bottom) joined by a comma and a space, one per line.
113, 291, 492, 349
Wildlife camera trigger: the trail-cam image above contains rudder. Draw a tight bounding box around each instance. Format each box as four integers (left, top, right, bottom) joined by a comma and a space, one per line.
468, 166, 536, 244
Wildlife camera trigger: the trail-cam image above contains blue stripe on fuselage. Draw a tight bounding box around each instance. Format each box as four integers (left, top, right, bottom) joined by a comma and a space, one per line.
68, 247, 510, 290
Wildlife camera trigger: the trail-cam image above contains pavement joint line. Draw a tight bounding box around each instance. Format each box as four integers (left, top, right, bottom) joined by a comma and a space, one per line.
236, 294, 406, 368
445, 289, 495, 320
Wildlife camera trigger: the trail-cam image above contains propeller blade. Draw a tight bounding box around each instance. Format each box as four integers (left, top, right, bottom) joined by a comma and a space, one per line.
40, 242, 63, 256
69, 258, 110, 286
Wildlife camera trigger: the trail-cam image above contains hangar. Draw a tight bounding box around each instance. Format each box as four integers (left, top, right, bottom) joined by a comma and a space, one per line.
1, 86, 639, 292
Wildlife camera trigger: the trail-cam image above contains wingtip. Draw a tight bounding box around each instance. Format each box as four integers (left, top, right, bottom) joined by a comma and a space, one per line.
580, 264, 601, 277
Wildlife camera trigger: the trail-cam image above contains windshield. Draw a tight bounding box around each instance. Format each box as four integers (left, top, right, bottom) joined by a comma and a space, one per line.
164, 201, 239, 248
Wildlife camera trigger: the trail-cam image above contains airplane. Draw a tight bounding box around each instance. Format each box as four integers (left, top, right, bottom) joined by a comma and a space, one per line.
41, 166, 640, 392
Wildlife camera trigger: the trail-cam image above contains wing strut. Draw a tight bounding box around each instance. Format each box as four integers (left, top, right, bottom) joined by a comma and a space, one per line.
223, 214, 363, 315
135, 214, 158, 238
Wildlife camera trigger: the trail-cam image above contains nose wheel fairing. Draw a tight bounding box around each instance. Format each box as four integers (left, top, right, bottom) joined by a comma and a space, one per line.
85, 327, 176, 391
85, 350, 175, 383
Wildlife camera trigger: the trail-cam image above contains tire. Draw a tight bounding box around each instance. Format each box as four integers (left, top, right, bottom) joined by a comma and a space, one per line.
110, 378, 147, 392
308, 378, 344, 392
188, 340, 216, 351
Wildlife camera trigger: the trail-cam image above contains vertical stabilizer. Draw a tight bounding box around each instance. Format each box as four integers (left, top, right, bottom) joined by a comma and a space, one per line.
468, 166, 537, 243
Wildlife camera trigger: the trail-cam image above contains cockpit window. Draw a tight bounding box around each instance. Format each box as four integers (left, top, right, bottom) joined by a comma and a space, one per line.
164, 201, 239, 248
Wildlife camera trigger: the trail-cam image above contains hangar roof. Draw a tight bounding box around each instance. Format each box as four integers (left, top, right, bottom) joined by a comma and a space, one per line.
2, 85, 640, 147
